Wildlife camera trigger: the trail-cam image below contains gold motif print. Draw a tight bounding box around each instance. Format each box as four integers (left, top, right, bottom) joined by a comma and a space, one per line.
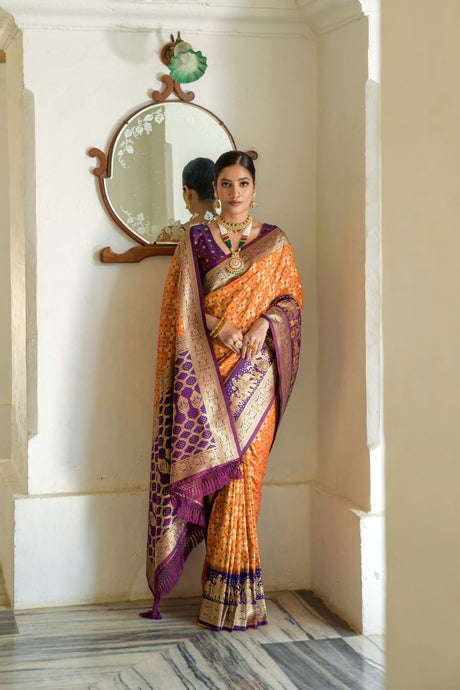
177, 395, 190, 413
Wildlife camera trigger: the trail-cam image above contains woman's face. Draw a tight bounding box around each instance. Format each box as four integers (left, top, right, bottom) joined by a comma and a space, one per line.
215, 164, 255, 217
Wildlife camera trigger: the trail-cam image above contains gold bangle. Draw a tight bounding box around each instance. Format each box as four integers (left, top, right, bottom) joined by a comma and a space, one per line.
209, 317, 226, 339
211, 319, 226, 338
209, 317, 222, 338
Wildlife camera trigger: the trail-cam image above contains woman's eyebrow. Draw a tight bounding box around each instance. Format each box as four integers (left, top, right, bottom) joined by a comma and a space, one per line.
220, 176, 251, 182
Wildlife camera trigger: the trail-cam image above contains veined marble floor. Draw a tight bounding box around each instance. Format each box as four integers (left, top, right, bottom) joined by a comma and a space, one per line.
0, 582, 384, 690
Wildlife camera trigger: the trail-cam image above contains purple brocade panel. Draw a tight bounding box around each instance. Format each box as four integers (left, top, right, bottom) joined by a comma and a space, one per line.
171, 350, 215, 461
224, 341, 275, 427
191, 223, 276, 276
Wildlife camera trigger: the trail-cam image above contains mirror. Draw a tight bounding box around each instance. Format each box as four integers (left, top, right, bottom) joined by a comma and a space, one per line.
100, 101, 235, 245
89, 33, 254, 262
103, 101, 235, 244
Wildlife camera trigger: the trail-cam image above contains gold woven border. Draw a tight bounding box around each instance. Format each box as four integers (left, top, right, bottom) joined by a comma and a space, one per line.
170, 236, 240, 485
202, 227, 288, 295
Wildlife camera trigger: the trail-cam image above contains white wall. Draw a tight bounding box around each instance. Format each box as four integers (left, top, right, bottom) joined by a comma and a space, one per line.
316, 16, 369, 510
0, 12, 316, 606
311, 13, 384, 633
382, 1, 460, 687
1, 2, 385, 632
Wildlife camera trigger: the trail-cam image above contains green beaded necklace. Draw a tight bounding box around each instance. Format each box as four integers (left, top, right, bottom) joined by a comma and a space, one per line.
218, 221, 252, 276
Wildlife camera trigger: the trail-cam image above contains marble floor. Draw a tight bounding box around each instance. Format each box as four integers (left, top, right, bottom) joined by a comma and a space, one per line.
0, 581, 384, 690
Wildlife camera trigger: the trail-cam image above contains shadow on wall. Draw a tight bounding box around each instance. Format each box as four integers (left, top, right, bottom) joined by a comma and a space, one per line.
24, 88, 38, 440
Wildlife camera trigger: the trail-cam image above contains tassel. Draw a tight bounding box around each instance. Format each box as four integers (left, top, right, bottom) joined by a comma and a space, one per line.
139, 605, 162, 620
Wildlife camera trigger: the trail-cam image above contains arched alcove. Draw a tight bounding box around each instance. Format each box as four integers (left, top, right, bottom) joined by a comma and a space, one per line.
0, 1, 384, 635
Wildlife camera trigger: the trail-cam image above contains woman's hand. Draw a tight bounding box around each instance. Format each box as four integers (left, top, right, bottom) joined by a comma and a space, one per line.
242, 318, 270, 360
217, 322, 245, 355
205, 314, 244, 355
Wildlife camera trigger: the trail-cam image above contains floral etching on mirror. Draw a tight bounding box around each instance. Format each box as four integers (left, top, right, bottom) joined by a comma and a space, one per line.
116, 109, 165, 169
102, 102, 235, 245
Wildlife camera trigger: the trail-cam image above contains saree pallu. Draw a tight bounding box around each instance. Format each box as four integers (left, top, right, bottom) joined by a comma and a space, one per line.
144, 224, 302, 630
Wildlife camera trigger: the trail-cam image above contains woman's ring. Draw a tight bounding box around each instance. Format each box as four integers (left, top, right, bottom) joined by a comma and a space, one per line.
235, 341, 243, 349
246, 343, 255, 350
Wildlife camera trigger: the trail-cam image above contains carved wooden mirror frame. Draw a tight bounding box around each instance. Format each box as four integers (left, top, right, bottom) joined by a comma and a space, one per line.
89, 34, 255, 264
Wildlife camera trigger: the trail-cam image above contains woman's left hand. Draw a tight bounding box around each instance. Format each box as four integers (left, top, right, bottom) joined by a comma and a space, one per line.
241, 318, 270, 360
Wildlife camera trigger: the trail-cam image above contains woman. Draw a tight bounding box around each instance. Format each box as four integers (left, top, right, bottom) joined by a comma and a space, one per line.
182, 157, 215, 228
143, 151, 303, 631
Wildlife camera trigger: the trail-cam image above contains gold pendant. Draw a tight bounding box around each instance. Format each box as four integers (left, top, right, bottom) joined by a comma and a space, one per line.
225, 252, 245, 275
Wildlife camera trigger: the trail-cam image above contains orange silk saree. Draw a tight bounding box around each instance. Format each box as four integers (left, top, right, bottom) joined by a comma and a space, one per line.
143, 223, 302, 630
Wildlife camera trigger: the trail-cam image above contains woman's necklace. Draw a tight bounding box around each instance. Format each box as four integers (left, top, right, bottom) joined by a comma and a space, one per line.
218, 220, 252, 276
217, 214, 252, 233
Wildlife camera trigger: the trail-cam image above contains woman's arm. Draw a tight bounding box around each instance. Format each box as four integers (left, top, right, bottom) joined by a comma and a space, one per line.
205, 313, 244, 356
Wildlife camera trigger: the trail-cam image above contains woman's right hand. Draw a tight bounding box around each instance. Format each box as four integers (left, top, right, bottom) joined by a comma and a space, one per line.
216, 322, 244, 355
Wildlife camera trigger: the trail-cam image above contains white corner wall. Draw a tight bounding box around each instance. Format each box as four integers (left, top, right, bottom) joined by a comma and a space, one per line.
316, 15, 369, 511
312, 9, 384, 633
1, 1, 385, 630
382, 1, 460, 687
0, 9, 316, 608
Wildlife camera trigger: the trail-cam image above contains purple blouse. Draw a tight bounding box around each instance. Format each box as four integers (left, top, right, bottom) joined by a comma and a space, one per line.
190, 223, 277, 276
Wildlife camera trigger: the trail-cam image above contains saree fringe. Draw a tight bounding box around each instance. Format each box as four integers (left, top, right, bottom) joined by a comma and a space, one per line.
141, 523, 205, 620
171, 458, 243, 524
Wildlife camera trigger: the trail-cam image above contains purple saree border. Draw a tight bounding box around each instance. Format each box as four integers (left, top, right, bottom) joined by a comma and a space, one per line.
200, 225, 287, 296
210, 222, 275, 271
262, 314, 285, 416
147, 521, 204, 620
223, 351, 277, 456
261, 296, 302, 420
190, 228, 243, 459
170, 457, 242, 526
198, 565, 268, 631
195, 222, 275, 273
241, 391, 276, 456
198, 619, 269, 632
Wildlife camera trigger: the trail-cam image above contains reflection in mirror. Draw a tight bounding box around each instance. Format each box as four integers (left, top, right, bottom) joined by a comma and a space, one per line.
103, 101, 235, 245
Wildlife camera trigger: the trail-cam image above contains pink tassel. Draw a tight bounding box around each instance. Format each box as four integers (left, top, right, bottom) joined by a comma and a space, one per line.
139, 605, 162, 620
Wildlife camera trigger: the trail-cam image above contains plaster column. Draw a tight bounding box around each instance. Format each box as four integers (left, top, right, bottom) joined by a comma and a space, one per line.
0, 63, 12, 461
382, 1, 460, 687
0, 9, 27, 602
312, 5, 384, 633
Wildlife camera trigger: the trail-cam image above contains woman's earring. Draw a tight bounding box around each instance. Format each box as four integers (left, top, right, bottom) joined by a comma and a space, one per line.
214, 197, 221, 213
250, 193, 257, 208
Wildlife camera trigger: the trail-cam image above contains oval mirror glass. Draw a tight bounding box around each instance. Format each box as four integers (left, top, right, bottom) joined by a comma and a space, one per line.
103, 101, 235, 245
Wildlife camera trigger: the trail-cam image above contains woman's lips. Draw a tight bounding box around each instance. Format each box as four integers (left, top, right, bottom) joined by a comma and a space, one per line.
230, 201, 242, 206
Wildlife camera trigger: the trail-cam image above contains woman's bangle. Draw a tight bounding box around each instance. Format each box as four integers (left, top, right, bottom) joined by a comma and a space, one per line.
209, 317, 226, 338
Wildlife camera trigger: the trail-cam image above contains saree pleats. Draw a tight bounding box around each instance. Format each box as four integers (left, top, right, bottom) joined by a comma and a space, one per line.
199, 402, 277, 630
145, 225, 302, 628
